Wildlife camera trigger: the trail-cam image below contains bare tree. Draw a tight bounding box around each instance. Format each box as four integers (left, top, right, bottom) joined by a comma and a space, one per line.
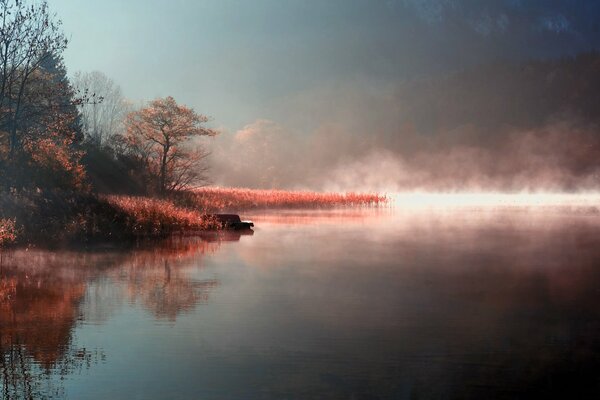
72, 71, 129, 147
122, 96, 217, 194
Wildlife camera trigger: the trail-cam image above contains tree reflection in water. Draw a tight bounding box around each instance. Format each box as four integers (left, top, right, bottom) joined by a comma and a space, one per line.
0, 234, 230, 399
0, 257, 100, 399
112, 237, 222, 320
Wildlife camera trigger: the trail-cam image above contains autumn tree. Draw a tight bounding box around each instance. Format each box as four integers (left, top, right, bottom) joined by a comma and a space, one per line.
122, 96, 217, 194
0, 1, 86, 190
0, 0, 68, 159
9, 53, 86, 190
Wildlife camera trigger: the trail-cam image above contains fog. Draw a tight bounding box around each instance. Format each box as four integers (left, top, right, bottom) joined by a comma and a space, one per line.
210, 77, 600, 192
50, 0, 600, 193
211, 121, 600, 192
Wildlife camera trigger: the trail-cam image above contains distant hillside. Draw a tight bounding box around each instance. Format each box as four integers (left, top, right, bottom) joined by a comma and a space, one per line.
396, 52, 600, 135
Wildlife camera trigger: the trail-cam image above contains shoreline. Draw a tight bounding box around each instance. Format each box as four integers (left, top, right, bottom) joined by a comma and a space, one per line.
0, 187, 388, 248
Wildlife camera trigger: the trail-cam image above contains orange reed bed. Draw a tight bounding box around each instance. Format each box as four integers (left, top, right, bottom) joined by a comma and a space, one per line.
103, 195, 218, 236
178, 187, 388, 212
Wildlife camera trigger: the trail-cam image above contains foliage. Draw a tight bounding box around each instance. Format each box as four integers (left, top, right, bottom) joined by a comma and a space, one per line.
80, 142, 147, 195
0, 188, 223, 245
21, 102, 87, 190
120, 96, 217, 194
0, 1, 84, 191
0, 0, 68, 148
0, 218, 17, 247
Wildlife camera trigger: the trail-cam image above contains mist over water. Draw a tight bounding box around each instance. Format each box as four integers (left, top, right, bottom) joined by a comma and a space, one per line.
210, 114, 600, 193
2, 206, 599, 399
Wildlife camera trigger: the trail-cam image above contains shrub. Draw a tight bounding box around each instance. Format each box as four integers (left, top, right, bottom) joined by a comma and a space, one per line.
0, 218, 17, 247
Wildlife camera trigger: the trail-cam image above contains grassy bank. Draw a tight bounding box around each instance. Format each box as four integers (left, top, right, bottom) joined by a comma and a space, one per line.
0, 187, 387, 246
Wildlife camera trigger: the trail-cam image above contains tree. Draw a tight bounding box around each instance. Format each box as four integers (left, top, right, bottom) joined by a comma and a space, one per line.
12, 52, 86, 190
0, 0, 68, 159
122, 96, 217, 194
0, 1, 86, 191
72, 71, 129, 147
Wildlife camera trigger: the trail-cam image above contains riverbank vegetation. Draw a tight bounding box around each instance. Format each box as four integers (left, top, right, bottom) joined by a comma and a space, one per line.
0, 0, 386, 247
177, 187, 387, 211
0, 188, 386, 245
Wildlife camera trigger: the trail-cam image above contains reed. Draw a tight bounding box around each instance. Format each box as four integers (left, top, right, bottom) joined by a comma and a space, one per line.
176, 187, 388, 212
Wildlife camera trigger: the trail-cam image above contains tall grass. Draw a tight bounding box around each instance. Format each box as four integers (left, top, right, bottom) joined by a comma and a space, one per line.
103, 187, 386, 237
103, 195, 219, 236
177, 187, 388, 212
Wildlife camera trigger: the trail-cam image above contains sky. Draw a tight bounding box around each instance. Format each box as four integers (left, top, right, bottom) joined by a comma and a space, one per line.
52, 0, 600, 131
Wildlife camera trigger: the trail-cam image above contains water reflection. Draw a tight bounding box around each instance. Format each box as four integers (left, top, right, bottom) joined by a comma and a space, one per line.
223, 209, 600, 398
0, 254, 100, 399
0, 235, 228, 398
1, 209, 599, 399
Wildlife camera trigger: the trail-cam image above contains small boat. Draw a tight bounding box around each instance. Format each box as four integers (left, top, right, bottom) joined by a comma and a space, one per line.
212, 214, 254, 230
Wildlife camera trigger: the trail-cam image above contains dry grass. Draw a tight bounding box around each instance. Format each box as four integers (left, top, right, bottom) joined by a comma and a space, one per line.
177, 187, 388, 212
103, 195, 219, 236
103, 187, 387, 237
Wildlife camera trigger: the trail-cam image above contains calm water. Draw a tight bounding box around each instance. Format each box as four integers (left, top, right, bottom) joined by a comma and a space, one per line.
1, 207, 599, 399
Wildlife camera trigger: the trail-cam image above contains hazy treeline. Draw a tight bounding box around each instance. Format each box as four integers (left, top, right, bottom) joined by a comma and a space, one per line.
213, 52, 600, 192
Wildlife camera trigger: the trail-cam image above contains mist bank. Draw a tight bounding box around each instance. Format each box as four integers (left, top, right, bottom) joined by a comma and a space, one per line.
211, 53, 600, 192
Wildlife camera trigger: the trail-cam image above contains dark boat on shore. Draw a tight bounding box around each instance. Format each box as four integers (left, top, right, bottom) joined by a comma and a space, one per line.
212, 214, 254, 230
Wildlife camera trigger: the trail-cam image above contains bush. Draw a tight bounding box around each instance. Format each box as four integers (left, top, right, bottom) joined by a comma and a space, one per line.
0, 218, 17, 247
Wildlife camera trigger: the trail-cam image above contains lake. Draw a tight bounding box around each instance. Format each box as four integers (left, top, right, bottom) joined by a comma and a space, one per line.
1, 204, 599, 399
